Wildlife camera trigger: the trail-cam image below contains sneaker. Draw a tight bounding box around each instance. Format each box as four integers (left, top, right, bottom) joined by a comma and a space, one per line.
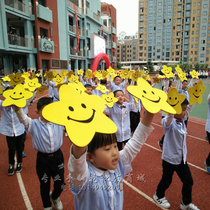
158, 141, 163, 151
8, 165, 14, 176
15, 163, 22, 173
204, 161, 210, 174
153, 193, 170, 208
50, 192, 63, 210
22, 152, 26, 158
44, 208, 52, 210
205, 135, 208, 140
180, 202, 200, 210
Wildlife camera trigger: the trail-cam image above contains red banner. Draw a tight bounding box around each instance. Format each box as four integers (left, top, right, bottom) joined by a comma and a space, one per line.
102, 26, 104, 37
74, 4, 80, 53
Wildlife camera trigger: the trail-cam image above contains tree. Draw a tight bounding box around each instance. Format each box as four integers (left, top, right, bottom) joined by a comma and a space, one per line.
117, 61, 122, 70
194, 63, 200, 71
147, 60, 154, 72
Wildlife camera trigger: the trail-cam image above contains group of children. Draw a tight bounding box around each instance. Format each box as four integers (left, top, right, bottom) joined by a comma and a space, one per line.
1, 70, 208, 210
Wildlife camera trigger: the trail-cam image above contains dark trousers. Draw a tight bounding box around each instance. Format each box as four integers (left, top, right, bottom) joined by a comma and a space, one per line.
156, 160, 193, 205
36, 149, 65, 208
130, 111, 140, 133
6, 134, 24, 165
206, 131, 210, 166
117, 139, 129, 151
22, 131, 27, 152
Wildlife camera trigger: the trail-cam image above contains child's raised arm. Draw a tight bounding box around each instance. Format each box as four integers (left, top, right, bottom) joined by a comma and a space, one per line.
72, 145, 87, 159
141, 110, 154, 127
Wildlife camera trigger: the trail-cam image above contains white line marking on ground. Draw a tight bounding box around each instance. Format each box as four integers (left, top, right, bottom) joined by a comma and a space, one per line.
123, 180, 167, 210
15, 156, 33, 209
151, 122, 208, 142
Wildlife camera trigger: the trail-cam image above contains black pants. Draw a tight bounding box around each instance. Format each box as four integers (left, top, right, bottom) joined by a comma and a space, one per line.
22, 131, 27, 152
156, 160, 193, 205
36, 149, 65, 208
117, 139, 129, 151
130, 111, 140, 133
6, 134, 24, 165
206, 131, 210, 166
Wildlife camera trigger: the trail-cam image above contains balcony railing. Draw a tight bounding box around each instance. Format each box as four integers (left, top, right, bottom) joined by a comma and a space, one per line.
69, 25, 76, 33
78, 50, 83, 56
29, 5, 34, 15
93, 13, 99, 21
79, 28, 84, 36
70, 47, 76, 55
66, 0, 83, 14
8, 34, 28, 47
103, 25, 110, 32
5, 0, 26, 13
106, 41, 111, 47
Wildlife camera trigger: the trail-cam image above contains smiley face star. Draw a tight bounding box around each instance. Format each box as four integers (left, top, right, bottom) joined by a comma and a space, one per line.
68, 75, 79, 84
53, 74, 64, 86
167, 88, 185, 114
2, 84, 33, 107
24, 78, 41, 92
131, 71, 140, 82
68, 82, 86, 94
101, 92, 118, 108
9, 72, 25, 86
161, 65, 174, 78
175, 65, 182, 74
121, 69, 130, 79
178, 71, 187, 81
96, 83, 109, 93
85, 69, 93, 79
190, 70, 199, 79
36, 86, 48, 95
188, 81, 206, 105
127, 78, 176, 114
77, 69, 84, 76
107, 66, 115, 76
42, 85, 117, 147
44, 71, 54, 81
153, 77, 160, 84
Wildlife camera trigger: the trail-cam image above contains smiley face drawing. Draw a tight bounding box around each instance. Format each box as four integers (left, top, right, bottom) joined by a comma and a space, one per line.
121, 69, 130, 79
44, 71, 54, 81
42, 85, 117, 147
161, 65, 174, 78
96, 83, 109, 94
130, 71, 140, 82
53, 74, 64, 86
77, 69, 84, 76
101, 92, 118, 108
36, 86, 49, 95
153, 77, 160, 84
68, 82, 86, 94
24, 78, 41, 92
166, 88, 185, 114
190, 70, 199, 79
175, 65, 182, 74
107, 66, 115, 76
178, 71, 187, 81
68, 75, 79, 84
9, 72, 25, 86
2, 84, 33, 107
188, 81, 206, 105
85, 69, 93, 79
127, 78, 176, 114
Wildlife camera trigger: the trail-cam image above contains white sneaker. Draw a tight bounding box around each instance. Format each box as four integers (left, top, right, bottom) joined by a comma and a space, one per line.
50, 192, 63, 210
180, 202, 200, 210
44, 208, 52, 210
153, 193, 170, 208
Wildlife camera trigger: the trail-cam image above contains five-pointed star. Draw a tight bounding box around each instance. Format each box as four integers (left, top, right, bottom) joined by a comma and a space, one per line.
131, 71, 140, 82
96, 83, 109, 93
44, 71, 54, 81
68, 75, 79, 84
36, 86, 49, 95
101, 92, 118, 108
9, 72, 25, 86
42, 85, 117, 147
2, 84, 33, 107
53, 74, 64, 86
161, 65, 174, 78
153, 77, 160, 84
68, 82, 86, 94
24, 78, 41, 92
121, 69, 130, 79
85, 69, 93, 79
127, 78, 176, 114
178, 71, 187, 81
175, 65, 182, 74
188, 81, 206, 105
190, 70, 199, 79
77, 69, 84, 76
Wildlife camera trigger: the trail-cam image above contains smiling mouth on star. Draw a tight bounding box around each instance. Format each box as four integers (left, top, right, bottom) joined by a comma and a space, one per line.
170, 101, 179, 107
193, 93, 200, 98
142, 95, 160, 103
67, 109, 96, 123
10, 95, 24, 100
28, 84, 35, 87
105, 99, 112, 103
12, 79, 20, 83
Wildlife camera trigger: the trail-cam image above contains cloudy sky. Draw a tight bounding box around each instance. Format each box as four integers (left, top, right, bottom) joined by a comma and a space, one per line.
101, 0, 138, 36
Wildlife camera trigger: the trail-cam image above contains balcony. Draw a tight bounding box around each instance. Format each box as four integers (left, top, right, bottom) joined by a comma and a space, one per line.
112, 26, 116, 34
37, 4, 52, 23
69, 25, 76, 33
93, 13, 99, 22
66, 0, 83, 14
79, 28, 84, 36
86, 29, 90, 37
112, 42, 116, 49
103, 25, 111, 32
5, 0, 26, 13
112, 56, 116, 63
39, 38, 54, 53
8, 34, 28, 47
106, 40, 111, 48
70, 47, 76, 55
78, 50, 83, 56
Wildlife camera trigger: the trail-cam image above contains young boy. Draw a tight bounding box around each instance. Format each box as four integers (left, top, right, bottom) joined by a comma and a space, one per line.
153, 99, 199, 210
84, 84, 93, 95
68, 110, 154, 210
108, 75, 128, 93
104, 90, 137, 150
15, 97, 64, 210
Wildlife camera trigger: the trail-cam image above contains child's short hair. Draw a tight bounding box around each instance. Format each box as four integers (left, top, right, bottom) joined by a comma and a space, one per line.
169, 81, 174, 87
114, 75, 121, 80
181, 98, 189, 106
113, 90, 124, 96
84, 84, 92, 89
88, 133, 117, 154
182, 80, 188, 83
37, 97, 53, 111
100, 79, 107, 85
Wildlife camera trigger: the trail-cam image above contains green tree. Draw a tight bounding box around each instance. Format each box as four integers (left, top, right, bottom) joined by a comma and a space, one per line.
147, 60, 154, 72
194, 63, 200, 71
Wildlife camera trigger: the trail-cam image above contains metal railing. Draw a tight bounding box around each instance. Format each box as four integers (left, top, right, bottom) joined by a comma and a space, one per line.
93, 13, 99, 21
5, 0, 26, 13
70, 47, 76, 55
79, 28, 84, 36
78, 50, 83, 56
29, 5, 34, 15
66, 0, 83, 14
103, 25, 110, 32
69, 25, 76, 33
8, 34, 28, 47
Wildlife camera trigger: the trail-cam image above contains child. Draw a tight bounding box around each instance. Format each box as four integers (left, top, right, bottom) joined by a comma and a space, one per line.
205, 93, 210, 173
15, 97, 64, 210
93, 79, 109, 97
153, 99, 199, 210
108, 75, 128, 93
0, 96, 25, 175
84, 84, 93, 95
68, 110, 154, 210
104, 90, 137, 150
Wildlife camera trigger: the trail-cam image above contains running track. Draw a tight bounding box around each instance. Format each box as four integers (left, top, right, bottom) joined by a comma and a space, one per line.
0, 92, 209, 210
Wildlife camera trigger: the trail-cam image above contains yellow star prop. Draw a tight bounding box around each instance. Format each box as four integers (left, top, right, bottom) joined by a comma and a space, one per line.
68, 75, 79, 84
96, 83, 109, 93
153, 77, 160, 84
130, 71, 140, 82
107, 66, 116, 76
22, 72, 30, 79
161, 65, 174, 78
77, 69, 84, 76
36, 86, 48, 95
127, 78, 176, 114
42, 85, 117, 147
190, 70, 199, 79
68, 82, 86, 94
24, 78, 41, 92
60, 70, 68, 78
178, 71, 187, 81
44, 71, 54, 81
102, 70, 109, 79
9, 72, 25, 86
85, 69, 93, 79
53, 74, 64, 86
2, 76, 11, 82
188, 81, 206, 105
175, 65, 182, 74
121, 69, 130, 79
2, 84, 33, 107
101, 92, 118, 108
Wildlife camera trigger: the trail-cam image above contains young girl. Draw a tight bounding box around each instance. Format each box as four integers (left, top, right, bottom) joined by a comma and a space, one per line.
104, 90, 137, 150
68, 110, 154, 210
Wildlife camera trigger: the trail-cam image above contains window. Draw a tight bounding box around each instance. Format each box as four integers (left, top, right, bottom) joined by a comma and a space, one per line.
140, 2, 144, 6
177, 25, 181, 30
197, 9, 200, 13
194, 58, 197, 61
200, 54, 204, 58
195, 44, 198, 48
177, 19, 181, 23
140, 15, 144, 19
203, 19, 207, 23
38, 0, 46, 6
193, 17, 195, 21
203, 11, 207, 16
178, 5, 182, 9
196, 24, 199, 28
195, 51, 197, 55
140, 22, 143, 25
158, 2, 162, 6
140, 8, 144, 12
177, 12, 181, 16
197, 2, 200, 6
203, 4, 208, 8
195, 37, 198, 41
158, 9, 162, 13
202, 33, 206, 37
